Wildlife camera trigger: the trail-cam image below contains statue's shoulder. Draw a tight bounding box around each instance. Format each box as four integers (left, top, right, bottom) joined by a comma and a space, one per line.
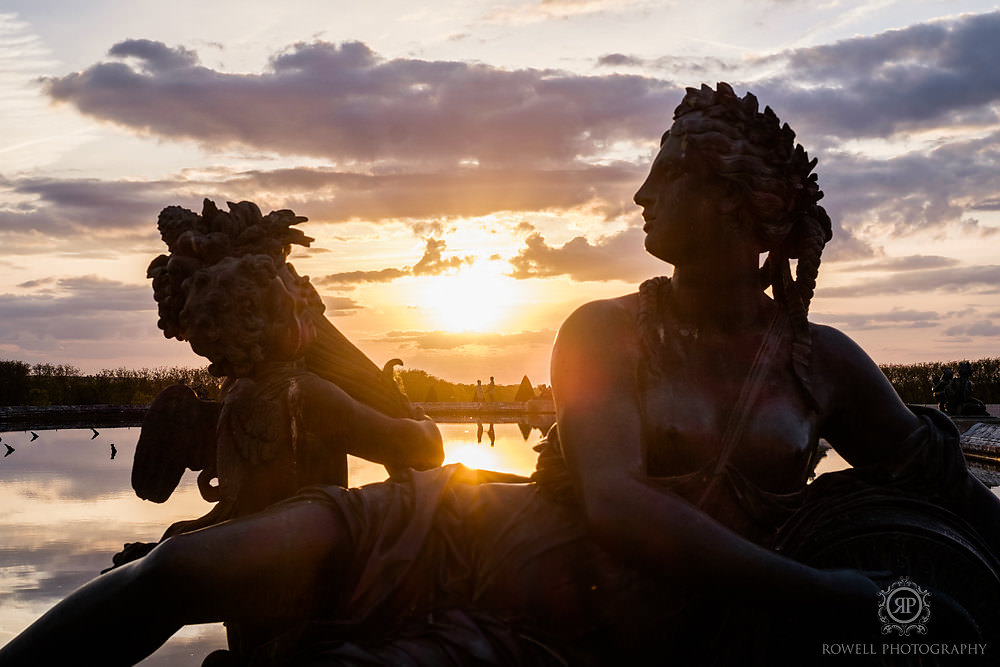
559, 294, 639, 336
554, 294, 641, 362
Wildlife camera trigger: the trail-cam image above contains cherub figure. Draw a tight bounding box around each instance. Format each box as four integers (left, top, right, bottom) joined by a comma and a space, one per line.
126, 200, 442, 546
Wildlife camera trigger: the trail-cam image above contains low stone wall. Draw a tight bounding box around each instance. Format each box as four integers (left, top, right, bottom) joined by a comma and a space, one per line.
0, 405, 148, 431
1, 399, 557, 432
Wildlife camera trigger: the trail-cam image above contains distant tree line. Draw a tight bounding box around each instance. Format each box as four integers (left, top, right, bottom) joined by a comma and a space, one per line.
878, 357, 1000, 405
0, 360, 221, 407
7, 356, 990, 408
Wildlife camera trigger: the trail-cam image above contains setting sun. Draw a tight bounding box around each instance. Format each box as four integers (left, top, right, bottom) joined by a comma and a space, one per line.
419, 260, 521, 332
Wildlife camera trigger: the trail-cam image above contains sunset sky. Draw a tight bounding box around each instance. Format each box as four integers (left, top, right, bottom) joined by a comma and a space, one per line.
2, 0, 999, 386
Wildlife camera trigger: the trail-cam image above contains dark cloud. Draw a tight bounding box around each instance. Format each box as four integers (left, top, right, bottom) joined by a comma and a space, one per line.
756, 11, 1000, 140
971, 198, 1000, 211
509, 227, 662, 282
46, 40, 677, 167
317, 238, 472, 287
0, 176, 188, 238
229, 163, 641, 223
597, 53, 642, 67
107, 39, 199, 72
377, 329, 556, 350
412, 238, 471, 275
0, 278, 155, 352
819, 130, 1000, 239
820, 265, 1000, 298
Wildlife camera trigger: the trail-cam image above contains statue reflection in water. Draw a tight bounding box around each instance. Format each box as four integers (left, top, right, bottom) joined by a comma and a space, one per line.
4, 83, 1000, 666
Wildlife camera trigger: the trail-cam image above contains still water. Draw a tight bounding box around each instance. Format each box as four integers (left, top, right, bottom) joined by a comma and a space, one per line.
1, 422, 997, 664
0, 422, 548, 664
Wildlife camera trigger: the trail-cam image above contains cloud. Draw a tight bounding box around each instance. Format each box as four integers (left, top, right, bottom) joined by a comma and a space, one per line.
509, 227, 662, 282
107, 39, 199, 72
943, 320, 1000, 337
821, 265, 1000, 298
0, 277, 155, 355
412, 238, 472, 275
318, 268, 407, 285
818, 130, 1000, 239
321, 295, 363, 314
755, 11, 1000, 141
597, 53, 643, 67
45, 40, 677, 167
317, 238, 471, 287
839, 255, 960, 272
811, 308, 940, 330
484, 0, 650, 24
229, 163, 642, 222
0, 176, 187, 238
377, 329, 556, 350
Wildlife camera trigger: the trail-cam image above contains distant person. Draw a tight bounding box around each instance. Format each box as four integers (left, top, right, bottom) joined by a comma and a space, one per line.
474, 379, 485, 405
486, 376, 496, 403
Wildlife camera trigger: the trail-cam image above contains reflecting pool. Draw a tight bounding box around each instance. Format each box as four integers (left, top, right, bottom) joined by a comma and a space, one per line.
1, 422, 997, 664
0, 422, 546, 665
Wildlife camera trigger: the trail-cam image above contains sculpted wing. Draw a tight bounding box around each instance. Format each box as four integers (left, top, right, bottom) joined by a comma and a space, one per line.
132, 383, 221, 503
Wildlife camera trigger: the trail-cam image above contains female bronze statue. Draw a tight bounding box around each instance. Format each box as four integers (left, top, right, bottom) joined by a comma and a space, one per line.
3, 83, 998, 666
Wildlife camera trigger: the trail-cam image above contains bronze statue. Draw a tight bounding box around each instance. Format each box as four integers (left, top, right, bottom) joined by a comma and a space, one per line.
4, 83, 1000, 666
949, 361, 989, 416
120, 200, 443, 558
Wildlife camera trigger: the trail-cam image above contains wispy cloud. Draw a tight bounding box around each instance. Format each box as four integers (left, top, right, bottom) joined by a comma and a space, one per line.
484, 0, 653, 24
821, 265, 1000, 297
811, 307, 940, 330
376, 328, 556, 349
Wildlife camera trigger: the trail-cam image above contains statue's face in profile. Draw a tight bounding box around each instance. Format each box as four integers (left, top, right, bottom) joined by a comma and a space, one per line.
634, 132, 724, 265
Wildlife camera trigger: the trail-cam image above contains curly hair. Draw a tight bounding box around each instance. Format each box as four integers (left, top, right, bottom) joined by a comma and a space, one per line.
147, 199, 318, 346
146, 199, 413, 416
650, 83, 832, 407
178, 255, 296, 378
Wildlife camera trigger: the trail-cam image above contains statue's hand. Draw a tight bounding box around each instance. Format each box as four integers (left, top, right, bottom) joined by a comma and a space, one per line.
414, 417, 444, 469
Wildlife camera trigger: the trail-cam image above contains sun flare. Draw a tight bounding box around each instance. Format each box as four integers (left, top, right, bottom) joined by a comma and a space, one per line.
419, 261, 520, 332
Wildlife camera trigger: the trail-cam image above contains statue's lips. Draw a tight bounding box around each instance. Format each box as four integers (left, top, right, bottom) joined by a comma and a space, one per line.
642, 219, 654, 232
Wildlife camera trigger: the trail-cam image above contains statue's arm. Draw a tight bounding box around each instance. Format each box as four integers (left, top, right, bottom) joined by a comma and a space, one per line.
814, 325, 1000, 551
292, 373, 444, 470
551, 299, 873, 604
